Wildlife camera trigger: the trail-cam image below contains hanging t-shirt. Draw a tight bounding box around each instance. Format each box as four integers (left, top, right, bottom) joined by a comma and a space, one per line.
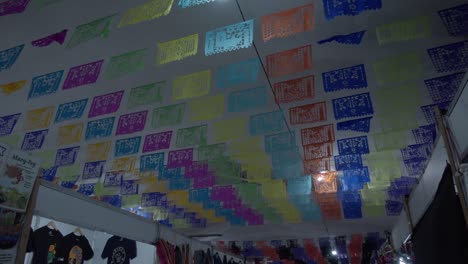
101, 236, 137, 264
31, 225, 63, 264
54, 232, 94, 264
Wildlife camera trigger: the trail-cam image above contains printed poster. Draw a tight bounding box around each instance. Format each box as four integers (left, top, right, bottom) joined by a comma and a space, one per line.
0, 143, 41, 212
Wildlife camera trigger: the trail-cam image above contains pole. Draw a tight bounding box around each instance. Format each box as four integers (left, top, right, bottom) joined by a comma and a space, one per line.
14, 178, 40, 264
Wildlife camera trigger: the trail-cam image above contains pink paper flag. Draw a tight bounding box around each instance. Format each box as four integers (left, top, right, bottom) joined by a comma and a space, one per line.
0, 0, 30, 16
116, 110, 148, 135
31, 29, 68, 47
63, 60, 104, 90
143, 131, 172, 153
167, 148, 193, 168
88, 90, 124, 118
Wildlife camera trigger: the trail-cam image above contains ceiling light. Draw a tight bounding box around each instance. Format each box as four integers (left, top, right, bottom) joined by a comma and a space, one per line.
331, 250, 337, 255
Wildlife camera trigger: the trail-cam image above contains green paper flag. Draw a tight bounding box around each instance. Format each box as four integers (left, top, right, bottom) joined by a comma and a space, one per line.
67, 14, 116, 48
105, 48, 148, 80
127, 82, 165, 109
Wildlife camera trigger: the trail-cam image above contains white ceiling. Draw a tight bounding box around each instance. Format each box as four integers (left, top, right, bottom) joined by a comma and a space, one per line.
0, 0, 466, 241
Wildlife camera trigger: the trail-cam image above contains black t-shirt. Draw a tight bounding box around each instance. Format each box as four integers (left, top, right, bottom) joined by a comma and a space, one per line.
101, 236, 137, 264
31, 226, 63, 264
54, 232, 94, 264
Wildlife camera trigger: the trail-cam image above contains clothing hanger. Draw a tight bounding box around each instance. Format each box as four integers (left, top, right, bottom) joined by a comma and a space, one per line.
47, 221, 57, 230
73, 227, 82, 236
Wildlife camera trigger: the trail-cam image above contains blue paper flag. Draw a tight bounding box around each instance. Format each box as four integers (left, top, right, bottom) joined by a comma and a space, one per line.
0, 44, 24, 72
205, 20, 254, 56
342, 202, 362, 219
403, 158, 427, 176
77, 183, 96, 196
121, 180, 139, 195
336, 117, 372, 133
438, 4, 468, 36
83, 161, 105, 180
21, 129, 48, 151
343, 166, 370, 183
323, 0, 382, 20
401, 144, 432, 161
55, 146, 80, 166
85, 117, 115, 141
337, 136, 369, 155
217, 58, 260, 89
140, 152, 165, 172
40, 166, 58, 182
322, 64, 368, 92
424, 72, 464, 104
427, 41, 468, 72
332, 92, 374, 120
287, 176, 312, 196
334, 154, 363, 170
249, 110, 285, 135
228, 86, 266, 112
318, 31, 366, 45
28, 70, 64, 99
385, 200, 403, 216
264, 131, 296, 153
114, 136, 141, 157
102, 195, 122, 208
103, 171, 124, 187
55, 99, 88, 123
412, 124, 436, 145
178, 0, 215, 8
0, 113, 21, 136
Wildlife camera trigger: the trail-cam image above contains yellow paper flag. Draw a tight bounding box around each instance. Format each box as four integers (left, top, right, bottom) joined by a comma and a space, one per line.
57, 165, 81, 181
1, 80, 26, 95
0, 135, 21, 148
85, 141, 112, 162
173, 70, 211, 100
119, 0, 174, 27
58, 123, 84, 146
212, 116, 247, 142
373, 52, 422, 86
189, 95, 224, 122
35, 150, 56, 168
377, 16, 431, 45
112, 156, 137, 172
25, 106, 55, 131
157, 34, 198, 65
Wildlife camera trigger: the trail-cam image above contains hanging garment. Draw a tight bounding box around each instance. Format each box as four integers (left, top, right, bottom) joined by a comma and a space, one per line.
101, 236, 137, 264
156, 240, 175, 264
31, 225, 63, 264
213, 253, 222, 264
54, 232, 93, 264
193, 250, 205, 264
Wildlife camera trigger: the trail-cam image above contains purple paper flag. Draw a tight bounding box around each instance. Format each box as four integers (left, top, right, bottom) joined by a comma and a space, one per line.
0, 0, 30, 16
88, 90, 124, 118
116, 110, 148, 135
167, 148, 194, 168
31, 29, 68, 47
142, 131, 172, 153
62, 60, 104, 90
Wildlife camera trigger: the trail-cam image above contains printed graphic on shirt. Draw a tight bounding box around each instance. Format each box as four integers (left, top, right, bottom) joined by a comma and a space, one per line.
47, 244, 57, 263
111, 246, 127, 264
69, 245, 83, 264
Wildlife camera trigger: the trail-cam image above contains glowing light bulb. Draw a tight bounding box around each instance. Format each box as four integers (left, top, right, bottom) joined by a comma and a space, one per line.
317, 176, 324, 182
331, 250, 337, 256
